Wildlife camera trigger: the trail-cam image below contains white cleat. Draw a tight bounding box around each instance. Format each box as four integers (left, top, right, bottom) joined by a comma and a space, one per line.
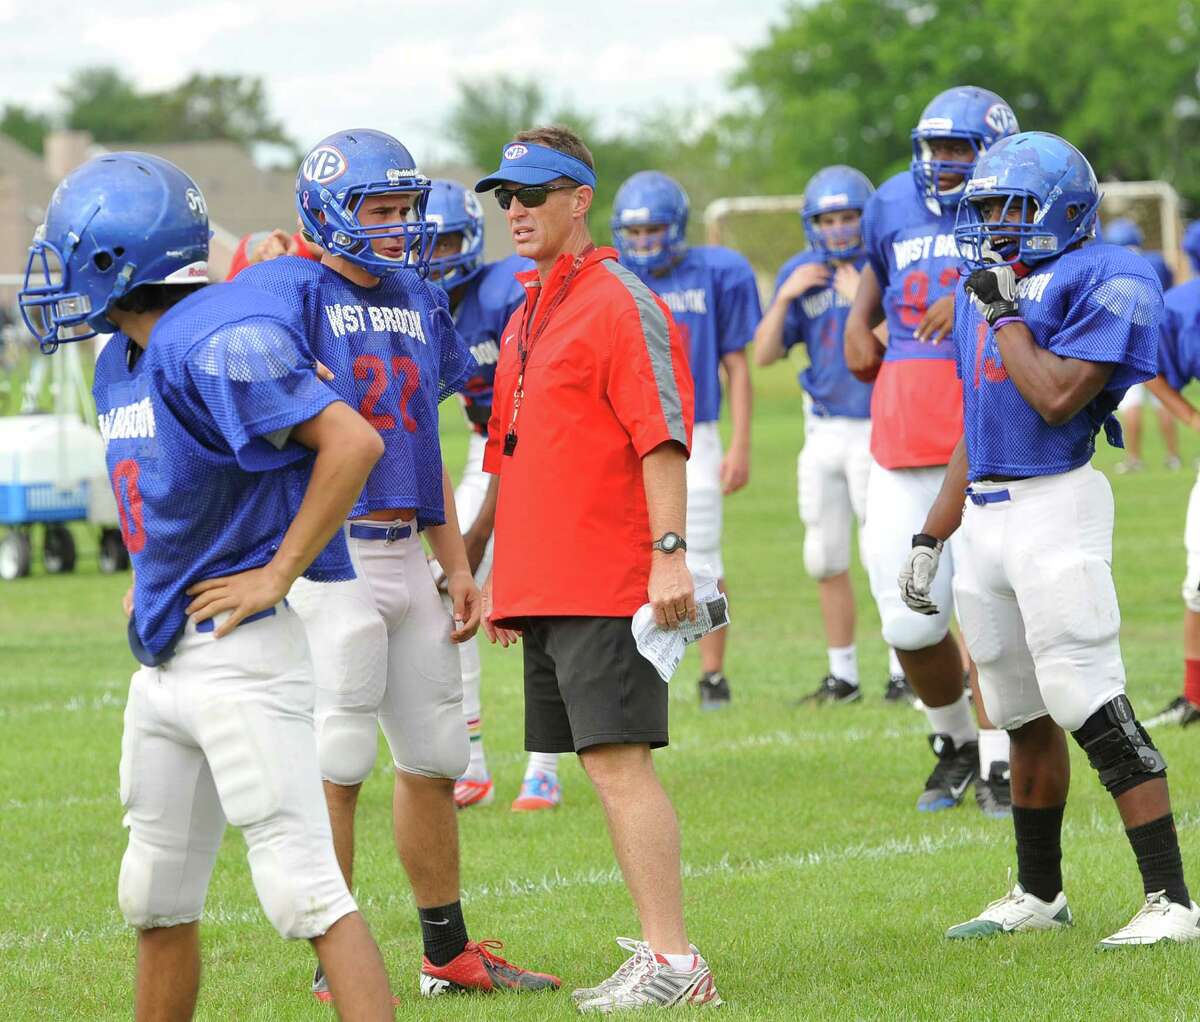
576, 948, 721, 1013
571, 938, 651, 1004
1097, 892, 1200, 948
946, 878, 1072, 939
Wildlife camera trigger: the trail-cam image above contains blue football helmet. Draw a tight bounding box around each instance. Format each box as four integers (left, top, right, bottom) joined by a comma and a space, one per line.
801, 165, 874, 259
1184, 220, 1200, 276
611, 171, 689, 272
296, 129, 435, 278
911, 86, 1019, 213
954, 131, 1101, 270
1101, 217, 1144, 249
425, 179, 485, 288
19, 152, 209, 353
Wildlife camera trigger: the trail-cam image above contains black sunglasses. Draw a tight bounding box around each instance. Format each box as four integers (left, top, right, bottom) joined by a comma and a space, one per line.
495, 183, 577, 210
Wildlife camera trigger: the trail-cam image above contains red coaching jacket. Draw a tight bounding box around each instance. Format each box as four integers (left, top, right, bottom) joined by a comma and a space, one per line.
484, 245, 694, 626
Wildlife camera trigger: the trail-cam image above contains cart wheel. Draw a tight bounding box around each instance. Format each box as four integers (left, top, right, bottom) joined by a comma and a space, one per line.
43, 524, 77, 574
98, 528, 130, 574
0, 530, 32, 580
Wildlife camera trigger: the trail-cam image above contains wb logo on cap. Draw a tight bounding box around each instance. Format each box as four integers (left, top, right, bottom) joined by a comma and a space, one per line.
302, 145, 348, 185
503, 144, 528, 161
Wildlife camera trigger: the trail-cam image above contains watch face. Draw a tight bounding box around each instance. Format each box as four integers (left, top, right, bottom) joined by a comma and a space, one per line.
660, 533, 680, 552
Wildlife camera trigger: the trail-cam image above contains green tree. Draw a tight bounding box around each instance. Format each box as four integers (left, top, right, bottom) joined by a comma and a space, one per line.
59, 66, 294, 152
726, 0, 1200, 205
0, 103, 50, 154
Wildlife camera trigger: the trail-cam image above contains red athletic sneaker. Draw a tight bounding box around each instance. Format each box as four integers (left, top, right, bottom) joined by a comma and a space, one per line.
419, 940, 561, 995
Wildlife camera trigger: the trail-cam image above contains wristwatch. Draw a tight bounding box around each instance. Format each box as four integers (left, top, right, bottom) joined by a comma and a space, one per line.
652, 532, 687, 554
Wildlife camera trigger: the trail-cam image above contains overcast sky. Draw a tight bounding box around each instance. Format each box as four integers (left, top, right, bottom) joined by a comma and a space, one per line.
1, 0, 786, 166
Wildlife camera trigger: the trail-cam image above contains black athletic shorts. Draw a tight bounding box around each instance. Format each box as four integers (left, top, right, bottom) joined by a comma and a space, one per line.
520, 616, 669, 754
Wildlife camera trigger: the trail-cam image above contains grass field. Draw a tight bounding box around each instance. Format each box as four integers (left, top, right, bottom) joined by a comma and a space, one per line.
2, 361, 1199, 1021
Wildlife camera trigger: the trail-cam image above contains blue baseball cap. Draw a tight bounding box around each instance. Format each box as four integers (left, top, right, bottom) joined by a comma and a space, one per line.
474, 141, 597, 192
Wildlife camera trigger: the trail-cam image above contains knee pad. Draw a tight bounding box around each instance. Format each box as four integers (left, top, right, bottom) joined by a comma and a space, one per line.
394, 722, 470, 781
246, 830, 356, 939
317, 712, 379, 786
1072, 695, 1166, 797
118, 836, 206, 930
803, 524, 849, 580
881, 612, 947, 652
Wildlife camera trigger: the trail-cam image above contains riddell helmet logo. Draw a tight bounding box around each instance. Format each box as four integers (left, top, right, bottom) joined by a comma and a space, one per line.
503, 144, 528, 161
302, 145, 348, 185
818, 193, 849, 208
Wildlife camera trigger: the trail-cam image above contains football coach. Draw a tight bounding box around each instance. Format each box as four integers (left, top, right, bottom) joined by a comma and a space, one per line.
476, 126, 722, 1011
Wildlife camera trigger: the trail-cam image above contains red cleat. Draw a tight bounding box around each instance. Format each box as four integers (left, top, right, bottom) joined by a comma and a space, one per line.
419, 940, 561, 995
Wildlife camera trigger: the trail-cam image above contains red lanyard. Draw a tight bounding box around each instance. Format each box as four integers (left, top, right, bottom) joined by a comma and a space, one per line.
503, 245, 593, 456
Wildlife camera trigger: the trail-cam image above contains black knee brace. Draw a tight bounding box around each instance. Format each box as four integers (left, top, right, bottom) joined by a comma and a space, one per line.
1072, 695, 1166, 798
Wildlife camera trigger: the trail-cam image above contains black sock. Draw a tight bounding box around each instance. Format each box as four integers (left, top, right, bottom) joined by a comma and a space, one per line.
1012, 803, 1065, 903
419, 900, 469, 966
1126, 813, 1191, 906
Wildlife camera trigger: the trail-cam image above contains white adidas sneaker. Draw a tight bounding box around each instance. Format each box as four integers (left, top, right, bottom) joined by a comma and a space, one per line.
576, 949, 721, 1013
946, 880, 1072, 939
1097, 892, 1200, 948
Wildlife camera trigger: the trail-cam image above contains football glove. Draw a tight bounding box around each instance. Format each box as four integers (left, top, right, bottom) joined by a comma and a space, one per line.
898, 533, 943, 616
964, 257, 1019, 326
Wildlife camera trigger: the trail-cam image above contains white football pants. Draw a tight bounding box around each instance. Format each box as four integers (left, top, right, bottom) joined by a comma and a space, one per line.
797, 412, 873, 579
687, 421, 725, 578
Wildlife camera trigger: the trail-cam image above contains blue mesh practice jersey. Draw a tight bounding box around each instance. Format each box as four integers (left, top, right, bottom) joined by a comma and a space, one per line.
1157, 279, 1200, 390
625, 246, 761, 423
774, 250, 873, 419
452, 255, 530, 434
93, 284, 349, 664
954, 243, 1161, 480
862, 171, 964, 467
238, 257, 476, 525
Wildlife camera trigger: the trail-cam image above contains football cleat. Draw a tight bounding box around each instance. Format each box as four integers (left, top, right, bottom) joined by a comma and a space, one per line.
1165, 455, 1183, 472
974, 761, 1012, 818
419, 940, 560, 995
1145, 695, 1200, 729
698, 672, 731, 710
946, 878, 1071, 939
884, 674, 914, 703
576, 950, 721, 1013
312, 965, 400, 1006
1114, 458, 1144, 475
454, 775, 495, 809
1097, 892, 1200, 948
800, 674, 862, 705
918, 733, 978, 811
511, 770, 562, 812
571, 938, 653, 1004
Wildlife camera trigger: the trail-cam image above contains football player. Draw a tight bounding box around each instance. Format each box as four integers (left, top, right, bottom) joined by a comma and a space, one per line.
755, 165, 912, 703
1102, 218, 1181, 472
422, 179, 557, 811
20, 153, 396, 1019
612, 171, 761, 708
1142, 269, 1200, 728
237, 130, 559, 1000
845, 86, 1016, 814
1183, 220, 1200, 277
903, 130, 1199, 946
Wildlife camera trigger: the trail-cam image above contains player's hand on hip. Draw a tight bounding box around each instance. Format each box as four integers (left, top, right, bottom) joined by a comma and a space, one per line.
778, 262, 832, 301
481, 572, 521, 647
897, 535, 943, 616
649, 553, 696, 629
964, 259, 1019, 326
122, 585, 134, 620
185, 565, 291, 638
446, 570, 481, 643
314, 359, 335, 382
915, 293, 955, 343
720, 447, 750, 495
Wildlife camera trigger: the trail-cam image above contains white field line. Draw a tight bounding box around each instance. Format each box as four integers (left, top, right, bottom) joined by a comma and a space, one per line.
0, 688, 125, 718
4, 810, 1196, 952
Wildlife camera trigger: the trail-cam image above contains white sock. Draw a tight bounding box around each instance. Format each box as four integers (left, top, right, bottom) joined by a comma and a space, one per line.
888, 647, 904, 678
924, 693, 977, 748
656, 951, 697, 971
459, 636, 488, 780
525, 752, 559, 778
828, 644, 858, 685
978, 728, 1010, 775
